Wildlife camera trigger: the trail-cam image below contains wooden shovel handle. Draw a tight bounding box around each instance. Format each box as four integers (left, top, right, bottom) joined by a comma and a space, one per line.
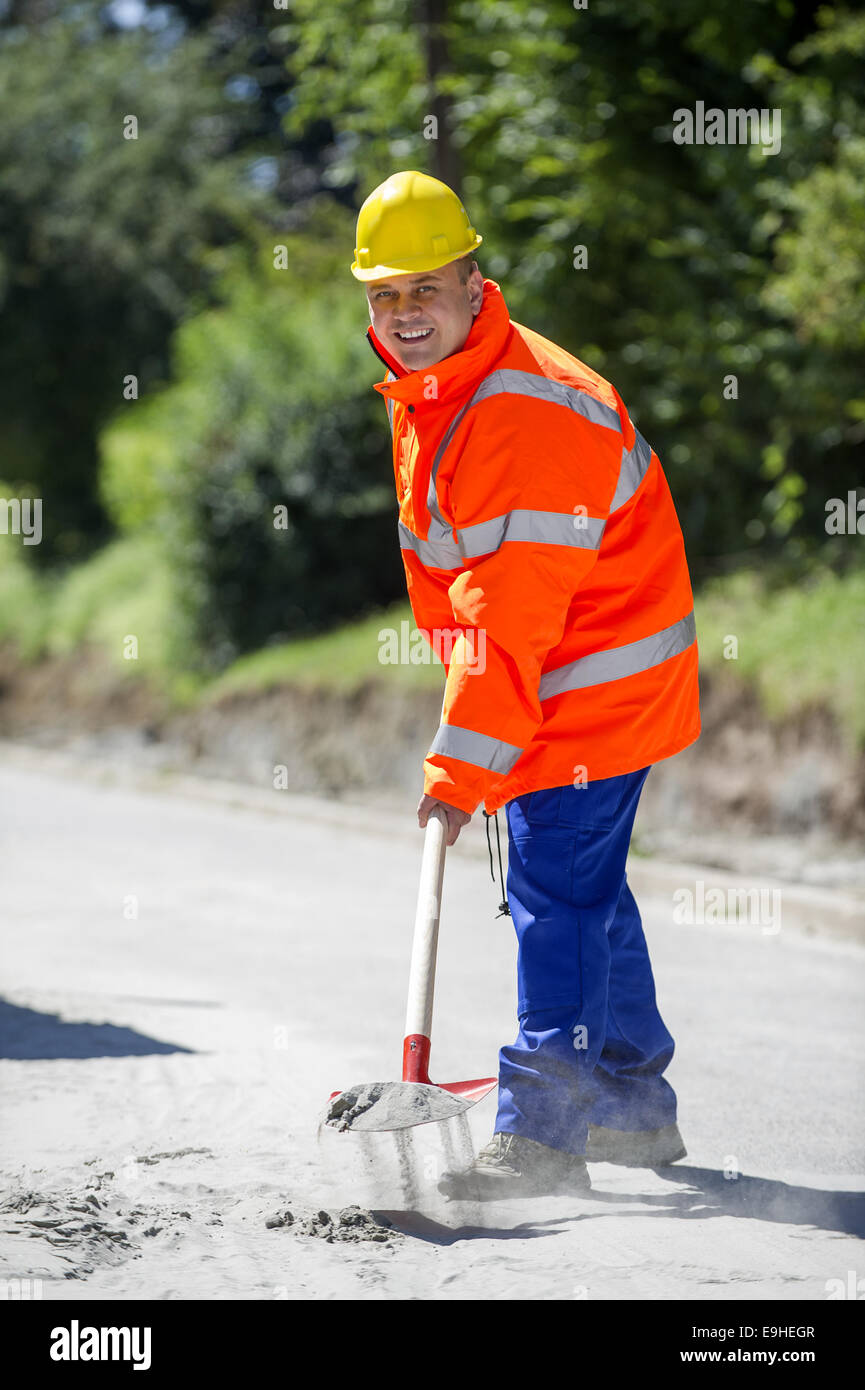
402, 804, 447, 1082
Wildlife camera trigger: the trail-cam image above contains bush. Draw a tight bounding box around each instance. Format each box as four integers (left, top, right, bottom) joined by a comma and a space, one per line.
99, 234, 404, 675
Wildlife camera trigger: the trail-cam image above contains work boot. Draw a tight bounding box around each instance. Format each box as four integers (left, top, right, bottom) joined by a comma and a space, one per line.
437, 1131, 591, 1201
585, 1122, 686, 1167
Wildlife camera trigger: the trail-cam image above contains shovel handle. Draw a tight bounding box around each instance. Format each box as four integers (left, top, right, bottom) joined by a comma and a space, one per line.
403, 803, 448, 1083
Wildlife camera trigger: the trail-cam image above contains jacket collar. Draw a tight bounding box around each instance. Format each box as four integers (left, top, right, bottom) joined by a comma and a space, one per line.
366, 278, 513, 409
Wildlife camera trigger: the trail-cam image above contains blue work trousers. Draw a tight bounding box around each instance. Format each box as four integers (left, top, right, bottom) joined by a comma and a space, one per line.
495, 767, 677, 1155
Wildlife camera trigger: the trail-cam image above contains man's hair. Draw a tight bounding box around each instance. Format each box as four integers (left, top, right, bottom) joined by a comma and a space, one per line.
454, 253, 479, 284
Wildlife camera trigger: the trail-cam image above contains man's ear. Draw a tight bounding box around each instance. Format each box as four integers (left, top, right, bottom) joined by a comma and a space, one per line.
468, 264, 484, 316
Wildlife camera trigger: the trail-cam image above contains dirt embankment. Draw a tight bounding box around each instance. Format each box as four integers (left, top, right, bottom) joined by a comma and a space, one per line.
1, 644, 863, 878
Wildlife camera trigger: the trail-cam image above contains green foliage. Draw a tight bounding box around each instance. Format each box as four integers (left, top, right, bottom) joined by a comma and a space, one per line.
0, 526, 193, 692
98, 220, 403, 673
0, 531, 49, 662
761, 11, 865, 356
5, 522, 863, 750
3, 0, 864, 727
46, 534, 187, 675
697, 560, 865, 746
765, 135, 865, 352
202, 601, 442, 699
284, 0, 865, 576
207, 564, 865, 749
0, 2, 272, 559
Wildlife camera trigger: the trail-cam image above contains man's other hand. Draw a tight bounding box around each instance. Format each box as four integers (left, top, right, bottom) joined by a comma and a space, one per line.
417, 793, 472, 846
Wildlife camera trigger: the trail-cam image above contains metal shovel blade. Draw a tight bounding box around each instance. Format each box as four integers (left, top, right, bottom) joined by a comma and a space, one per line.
325, 1078, 496, 1133
325, 807, 497, 1134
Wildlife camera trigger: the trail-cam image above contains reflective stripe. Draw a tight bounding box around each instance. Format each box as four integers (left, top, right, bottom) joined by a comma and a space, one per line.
426, 368, 622, 526
538, 610, 697, 700
398, 520, 461, 570
610, 428, 652, 513
427, 402, 470, 525
468, 368, 623, 435
399, 508, 606, 568
429, 723, 524, 775
384, 371, 397, 437
458, 509, 605, 560
408, 367, 638, 570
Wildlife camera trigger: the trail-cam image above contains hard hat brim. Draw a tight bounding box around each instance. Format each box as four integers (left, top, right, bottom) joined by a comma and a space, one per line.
351, 234, 482, 282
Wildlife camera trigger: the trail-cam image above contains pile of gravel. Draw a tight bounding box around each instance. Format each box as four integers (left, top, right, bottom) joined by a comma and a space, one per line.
265, 1204, 399, 1244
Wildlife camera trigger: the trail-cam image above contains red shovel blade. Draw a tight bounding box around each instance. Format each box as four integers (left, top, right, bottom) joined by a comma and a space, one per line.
326, 1077, 496, 1107
401, 1034, 496, 1118
437, 1077, 497, 1105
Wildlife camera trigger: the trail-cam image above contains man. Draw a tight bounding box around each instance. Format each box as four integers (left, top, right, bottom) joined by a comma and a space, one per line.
351, 170, 701, 1199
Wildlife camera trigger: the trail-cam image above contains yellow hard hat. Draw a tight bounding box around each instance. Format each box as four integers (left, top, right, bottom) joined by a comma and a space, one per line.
351, 170, 482, 281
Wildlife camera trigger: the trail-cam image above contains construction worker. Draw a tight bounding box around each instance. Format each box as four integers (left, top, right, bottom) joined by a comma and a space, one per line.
351, 170, 701, 1199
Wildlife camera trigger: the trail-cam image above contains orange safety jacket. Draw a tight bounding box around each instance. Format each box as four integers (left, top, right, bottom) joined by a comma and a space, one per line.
366, 278, 701, 816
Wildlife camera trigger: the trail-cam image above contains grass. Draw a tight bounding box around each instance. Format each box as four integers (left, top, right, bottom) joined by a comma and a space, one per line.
201, 602, 444, 701
695, 563, 865, 745
0, 536, 48, 661
2, 531, 863, 746
0, 531, 201, 702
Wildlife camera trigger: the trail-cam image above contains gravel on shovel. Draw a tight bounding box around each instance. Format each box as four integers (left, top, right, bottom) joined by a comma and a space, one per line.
325, 1081, 471, 1132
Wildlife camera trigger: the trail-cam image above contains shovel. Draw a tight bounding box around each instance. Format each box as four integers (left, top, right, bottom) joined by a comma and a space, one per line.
325, 805, 497, 1133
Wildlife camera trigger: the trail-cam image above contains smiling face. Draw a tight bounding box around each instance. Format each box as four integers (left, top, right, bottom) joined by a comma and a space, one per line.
365, 257, 484, 371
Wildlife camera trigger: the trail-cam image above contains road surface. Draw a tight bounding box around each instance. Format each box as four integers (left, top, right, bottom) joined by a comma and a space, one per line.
1, 752, 862, 1301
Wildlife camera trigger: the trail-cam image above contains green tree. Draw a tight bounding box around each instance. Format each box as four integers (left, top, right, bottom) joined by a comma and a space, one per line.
283, 0, 865, 576
98, 224, 402, 671
0, 2, 272, 558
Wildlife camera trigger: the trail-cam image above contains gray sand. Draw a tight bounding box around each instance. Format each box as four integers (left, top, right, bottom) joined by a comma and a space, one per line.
393, 1130, 422, 1206
440, 1111, 476, 1175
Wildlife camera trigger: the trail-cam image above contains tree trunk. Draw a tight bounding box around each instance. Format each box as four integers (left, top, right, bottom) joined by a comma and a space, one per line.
418, 0, 462, 195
